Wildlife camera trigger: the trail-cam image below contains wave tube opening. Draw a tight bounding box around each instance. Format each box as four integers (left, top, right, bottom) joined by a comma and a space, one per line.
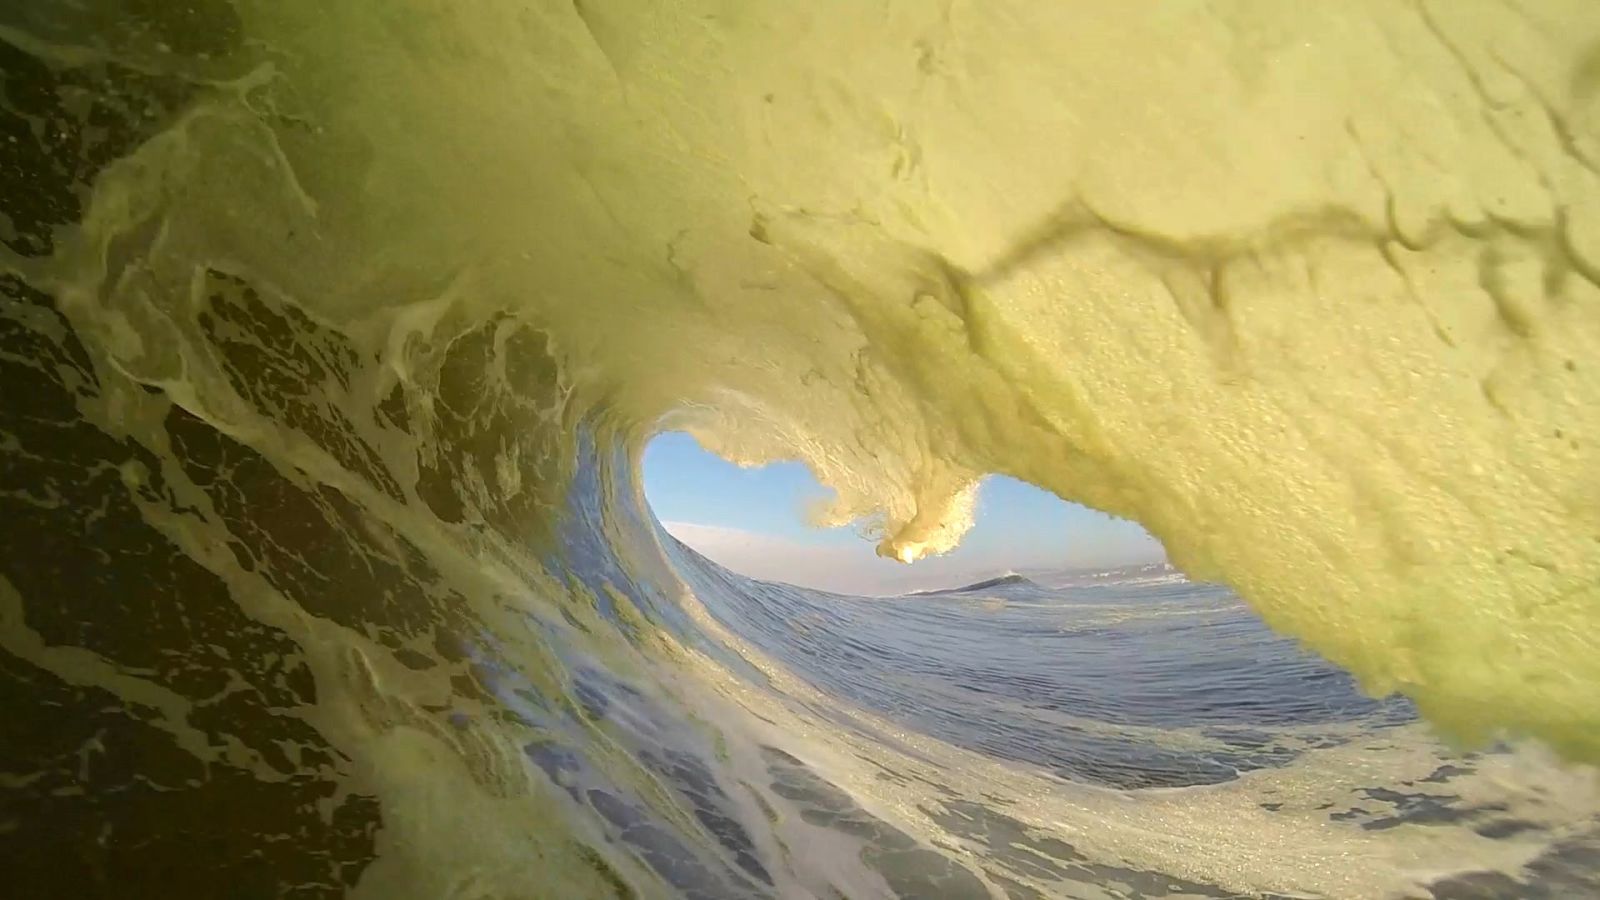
642, 430, 1165, 595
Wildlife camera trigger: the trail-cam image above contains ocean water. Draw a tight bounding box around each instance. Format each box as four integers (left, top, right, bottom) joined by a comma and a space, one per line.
681, 563, 1420, 791
667, 555, 1600, 898
3, 2, 1600, 898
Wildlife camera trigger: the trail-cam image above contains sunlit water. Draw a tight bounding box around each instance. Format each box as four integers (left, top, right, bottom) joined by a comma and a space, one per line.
651, 547, 1600, 899
680, 562, 1417, 789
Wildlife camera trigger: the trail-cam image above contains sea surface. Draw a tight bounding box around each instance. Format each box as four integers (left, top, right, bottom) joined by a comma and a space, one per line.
664, 553, 1600, 899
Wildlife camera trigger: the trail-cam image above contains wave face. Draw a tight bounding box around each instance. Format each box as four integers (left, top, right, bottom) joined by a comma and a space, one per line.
2, 2, 1600, 897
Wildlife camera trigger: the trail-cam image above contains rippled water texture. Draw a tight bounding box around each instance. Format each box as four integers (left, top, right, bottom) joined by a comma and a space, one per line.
3, 2, 1600, 898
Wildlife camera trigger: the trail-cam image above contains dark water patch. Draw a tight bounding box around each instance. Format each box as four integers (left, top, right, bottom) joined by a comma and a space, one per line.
167, 405, 465, 650
1419, 764, 1474, 784
640, 747, 773, 885
527, 737, 769, 898
1, 648, 379, 899
761, 746, 991, 899
0, 40, 192, 260
0, 30, 394, 894
586, 788, 761, 900
1427, 871, 1529, 900
412, 315, 573, 536
923, 800, 1083, 883
199, 272, 407, 502
1473, 819, 1539, 839
990, 870, 1046, 900
1426, 831, 1600, 897
923, 798, 1237, 899
526, 741, 587, 803
531, 667, 776, 896
574, 676, 613, 720
1324, 785, 1559, 843
0, 272, 379, 897
1355, 788, 1471, 831
1, 0, 243, 59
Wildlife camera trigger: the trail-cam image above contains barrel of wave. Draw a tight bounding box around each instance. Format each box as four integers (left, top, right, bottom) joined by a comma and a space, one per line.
61, 0, 1600, 761
553, 0, 1600, 761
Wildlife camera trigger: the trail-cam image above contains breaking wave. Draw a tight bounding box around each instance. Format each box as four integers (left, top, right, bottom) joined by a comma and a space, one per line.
3, 1, 1599, 897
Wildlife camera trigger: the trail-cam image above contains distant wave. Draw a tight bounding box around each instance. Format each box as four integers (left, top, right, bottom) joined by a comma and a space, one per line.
910, 572, 1038, 595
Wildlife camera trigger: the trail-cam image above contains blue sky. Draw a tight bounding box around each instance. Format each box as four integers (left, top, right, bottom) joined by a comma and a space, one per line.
642, 432, 1162, 594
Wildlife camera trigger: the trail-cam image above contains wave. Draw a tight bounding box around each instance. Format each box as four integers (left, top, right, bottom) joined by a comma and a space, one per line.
910, 573, 1038, 595
2, 2, 1598, 897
